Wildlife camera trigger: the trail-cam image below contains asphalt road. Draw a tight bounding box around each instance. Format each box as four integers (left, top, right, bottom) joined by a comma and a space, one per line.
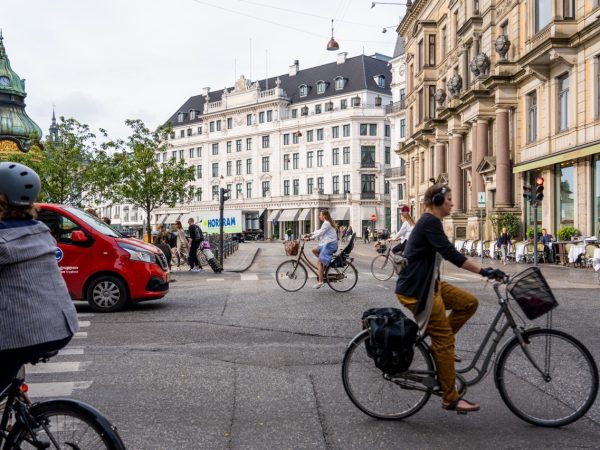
28, 241, 600, 449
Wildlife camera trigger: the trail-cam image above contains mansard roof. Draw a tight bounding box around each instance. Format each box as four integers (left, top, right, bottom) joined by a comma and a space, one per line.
167, 54, 392, 126
393, 36, 405, 58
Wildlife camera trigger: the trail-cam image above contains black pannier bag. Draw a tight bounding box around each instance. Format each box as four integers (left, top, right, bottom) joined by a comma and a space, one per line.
361, 307, 418, 375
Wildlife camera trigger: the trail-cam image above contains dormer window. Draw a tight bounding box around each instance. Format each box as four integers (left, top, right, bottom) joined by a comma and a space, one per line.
299, 84, 309, 97
316, 81, 327, 94
374, 75, 386, 88
177, 112, 186, 123
334, 77, 346, 90
190, 110, 196, 120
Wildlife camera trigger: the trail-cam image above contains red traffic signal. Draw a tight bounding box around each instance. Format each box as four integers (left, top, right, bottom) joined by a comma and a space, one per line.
535, 176, 545, 186
535, 177, 544, 201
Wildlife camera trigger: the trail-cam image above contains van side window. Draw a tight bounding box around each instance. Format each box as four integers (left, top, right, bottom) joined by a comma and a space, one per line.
37, 210, 81, 245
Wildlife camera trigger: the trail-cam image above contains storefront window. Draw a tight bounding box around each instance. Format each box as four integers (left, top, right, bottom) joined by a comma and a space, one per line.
593, 156, 600, 236
555, 163, 575, 228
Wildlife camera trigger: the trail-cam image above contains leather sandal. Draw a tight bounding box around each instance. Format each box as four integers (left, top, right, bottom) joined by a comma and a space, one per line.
442, 398, 480, 412
454, 353, 462, 363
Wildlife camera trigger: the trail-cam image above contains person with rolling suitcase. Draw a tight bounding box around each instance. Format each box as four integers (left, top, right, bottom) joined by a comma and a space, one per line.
201, 239, 223, 273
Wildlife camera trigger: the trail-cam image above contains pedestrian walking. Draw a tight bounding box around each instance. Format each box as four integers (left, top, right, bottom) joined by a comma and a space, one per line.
363, 225, 368, 244
187, 218, 204, 272
174, 220, 189, 269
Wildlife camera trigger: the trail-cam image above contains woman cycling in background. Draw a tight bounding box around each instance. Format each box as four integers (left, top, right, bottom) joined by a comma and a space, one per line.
387, 205, 415, 255
305, 210, 338, 289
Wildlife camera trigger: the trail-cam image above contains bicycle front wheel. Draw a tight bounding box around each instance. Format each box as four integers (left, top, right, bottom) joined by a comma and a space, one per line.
495, 328, 599, 427
325, 261, 358, 292
342, 330, 435, 420
370, 254, 394, 281
8, 399, 126, 449
275, 260, 308, 292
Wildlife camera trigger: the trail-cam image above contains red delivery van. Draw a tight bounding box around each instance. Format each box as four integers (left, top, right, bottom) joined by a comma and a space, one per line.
36, 203, 169, 312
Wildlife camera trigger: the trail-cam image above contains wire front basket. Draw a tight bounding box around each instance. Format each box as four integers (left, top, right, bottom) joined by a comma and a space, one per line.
506, 267, 558, 320
284, 240, 299, 256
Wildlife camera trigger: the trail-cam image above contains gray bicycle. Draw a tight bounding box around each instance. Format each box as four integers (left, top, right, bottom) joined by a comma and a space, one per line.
342, 267, 599, 427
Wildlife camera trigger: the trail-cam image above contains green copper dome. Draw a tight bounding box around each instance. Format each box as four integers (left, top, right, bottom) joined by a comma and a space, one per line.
0, 31, 42, 153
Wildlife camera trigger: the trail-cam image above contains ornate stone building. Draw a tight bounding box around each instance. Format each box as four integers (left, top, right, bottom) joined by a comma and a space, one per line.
396, 0, 600, 240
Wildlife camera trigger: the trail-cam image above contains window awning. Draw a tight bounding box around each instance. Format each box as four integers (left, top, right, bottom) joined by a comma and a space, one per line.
179, 213, 197, 225
361, 208, 377, 221
279, 209, 300, 221
165, 213, 182, 223
330, 207, 350, 221
513, 141, 600, 173
268, 209, 282, 221
298, 209, 311, 221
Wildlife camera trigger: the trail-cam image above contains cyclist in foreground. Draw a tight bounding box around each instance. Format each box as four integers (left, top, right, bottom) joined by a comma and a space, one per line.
395, 183, 503, 413
0, 162, 79, 391
305, 209, 338, 289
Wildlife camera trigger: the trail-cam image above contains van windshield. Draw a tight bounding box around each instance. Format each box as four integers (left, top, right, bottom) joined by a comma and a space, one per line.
65, 206, 122, 238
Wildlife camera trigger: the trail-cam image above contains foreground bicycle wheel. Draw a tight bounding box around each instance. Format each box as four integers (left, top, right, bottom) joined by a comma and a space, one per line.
342, 330, 435, 420
326, 262, 358, 292
370, 255, 394, 281
8, 399, 125, 449
495, 328, 599, 427
275, 260, 308, 292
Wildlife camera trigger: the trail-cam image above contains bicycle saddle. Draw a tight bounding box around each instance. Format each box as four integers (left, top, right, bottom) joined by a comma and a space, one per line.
29, 349, 59, 365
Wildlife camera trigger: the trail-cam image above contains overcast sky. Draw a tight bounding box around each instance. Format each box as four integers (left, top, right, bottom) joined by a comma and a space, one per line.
3, 0, 404, 141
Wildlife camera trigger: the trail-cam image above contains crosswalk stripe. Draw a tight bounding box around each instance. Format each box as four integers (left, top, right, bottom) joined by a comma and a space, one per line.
241, 274, 259, 281
77, 313, 95, 318
206, 278, 225, 282
27, 381, 93, 398
73, 332, 88, 339
78, 321, 91, 328
25, 362, 85, 374
59, 348, 84, 356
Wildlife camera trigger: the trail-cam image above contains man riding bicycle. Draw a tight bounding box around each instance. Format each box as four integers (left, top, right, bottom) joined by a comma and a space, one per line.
395, 183, 502, 413
0, 162, 79, 391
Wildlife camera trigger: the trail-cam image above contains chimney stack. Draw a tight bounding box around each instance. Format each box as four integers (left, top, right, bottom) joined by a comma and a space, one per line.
337, 52, 348, 64
202, 87, 211, 97
289, 60, 299, 76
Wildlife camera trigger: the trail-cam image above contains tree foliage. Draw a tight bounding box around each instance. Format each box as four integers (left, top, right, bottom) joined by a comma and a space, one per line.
489, 212, 521, 238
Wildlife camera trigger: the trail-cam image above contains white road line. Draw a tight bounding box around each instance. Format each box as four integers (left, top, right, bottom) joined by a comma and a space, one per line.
73, 332, 88, 339
25, 362, 86, 374
58, 348, 85, 356
241, 274, 259, 281
206, 278, 225, 282
78, 321, 91, 328
377, 284, 390, 290
77, 313, 95, 318
27, 381, 93, 398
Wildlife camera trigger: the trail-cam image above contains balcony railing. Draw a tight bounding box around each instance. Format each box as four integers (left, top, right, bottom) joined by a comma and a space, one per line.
385, 100, 405, 114
385, 166, 406, 178
360, 192, 376, 200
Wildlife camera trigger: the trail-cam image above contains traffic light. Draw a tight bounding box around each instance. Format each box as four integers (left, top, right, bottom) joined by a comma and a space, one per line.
523, 185, 532, 202
220, 187, 231, 204
535, 177, 544, 201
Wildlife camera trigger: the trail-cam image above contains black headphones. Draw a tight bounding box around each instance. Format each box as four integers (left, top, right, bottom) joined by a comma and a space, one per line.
432, 185, 448, 207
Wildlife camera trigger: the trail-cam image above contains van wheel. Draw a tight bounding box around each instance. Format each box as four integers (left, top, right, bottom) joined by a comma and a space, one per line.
87, 276, 128, 312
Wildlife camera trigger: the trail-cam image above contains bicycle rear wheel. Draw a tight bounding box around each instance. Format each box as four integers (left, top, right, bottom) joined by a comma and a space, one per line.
370, 254, 394, 281
7, 399, 126, 449
342, 330, 435, 420
325, 261, 358, 292
495, 328, 599, 427
275, 260, 308, 292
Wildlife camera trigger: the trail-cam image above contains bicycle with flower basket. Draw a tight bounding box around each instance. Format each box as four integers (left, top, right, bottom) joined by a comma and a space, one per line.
342, 266, 598, 427
276, 235, 358, 292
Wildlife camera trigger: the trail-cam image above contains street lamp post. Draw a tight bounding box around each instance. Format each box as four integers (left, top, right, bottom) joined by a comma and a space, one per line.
219, 187, 230, 266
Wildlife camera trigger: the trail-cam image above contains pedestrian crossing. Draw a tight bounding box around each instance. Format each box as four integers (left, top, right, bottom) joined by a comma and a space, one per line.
25, 313, 93, 399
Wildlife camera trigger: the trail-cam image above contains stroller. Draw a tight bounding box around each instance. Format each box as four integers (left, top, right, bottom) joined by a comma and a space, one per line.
199, 240, 223, 273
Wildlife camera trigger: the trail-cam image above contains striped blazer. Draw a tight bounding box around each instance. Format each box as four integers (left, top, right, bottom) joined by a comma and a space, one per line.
0, 221, 79, 350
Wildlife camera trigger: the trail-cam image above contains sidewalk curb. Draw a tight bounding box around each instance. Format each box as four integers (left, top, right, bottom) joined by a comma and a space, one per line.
224, 247, 261, 273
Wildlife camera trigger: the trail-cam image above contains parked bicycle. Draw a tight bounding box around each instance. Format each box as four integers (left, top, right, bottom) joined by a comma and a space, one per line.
276, 234, 358, 292
342, 267, 598, 427
370, 242, 401, 281
0, 352, 126, 449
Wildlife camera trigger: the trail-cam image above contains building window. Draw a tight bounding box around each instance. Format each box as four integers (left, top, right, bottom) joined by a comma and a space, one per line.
236, 183, 242, 199
400, 119, 406, 138
187, 128, 192, 136
332, 176, 340, 194
217, 120, 222, 131
293, 179, 299, 195
246, 138, 252, 151
384, 180, 390, 194
384, 124, 390, 137
293, 153, 299, 169
262, 181, 270, 197
227, 117, 233, 129
226, 161, 232, 176
246, 114, 252, 125
428, 35, 436, 66
197, 147, 202, 157
262, 156, 270, 172
212, 143, 219, 155
196, 188, 202, 202
527, 91, 537, 143
343, 146, 350, 164
212, 186, 219, 200
315, 104, 322, 114
563, 0, 575, 18
535, 0, 552, 33
558, 73, 569, 132
317, 177, 324, 193
197, 126, 202, 135
162, 152, 167, 162
267, 110, 273, 122
307, 151, 313, 168
360, 124, 368, 136
316, 128, 324, 140
180, 130, 185, 138
418, 89, 424, 124
340, 99, 347, 109
351, 96, 361, 107
179, 149, 185, 160
332, 126, 339, 138
292, 132, 299, 144
246, 158, 252, 174
332, 148, 339, 165
417, 39, 423, 72
335, 77, 346, 90
291, 108, 297, 118
299, 85, 308, 97
301, 106, 309, 116
283, 154, 290, 170
397, 183, 404, 200
259, 111, 265, 123
246, 182, 252, 199
361, 174, 375, 196
369, 124, 377, 136
306, 130, 314, 142
343, 175, 350, 193
596, 56, 600, 119
441, 26, 447, 59
236, 160, 242, 175
377, 75, 386, 88
307, 178, 314, 194
325, 101, 333, 111
343, 124, 350, 137
420, 152, 425, 182
317, 81, 326, 94
283, 133, 290, 145
227, 141, 232, 153
593, 155, 600, 236
284, 180, 290, 196
428, 86, 436, 119
361, 146, 376, 167
411, 158, 415, 186
212, 163, 219, 177
177, 112, 185, 122
399, 88, 405, 106
375, 96, 382, 106
236, 139, 242, 152
196, 165, 202, 179
189, 148, 194, 159
317, 150, 324, 167
556, 163, 575, 227
385, 146, 391, 165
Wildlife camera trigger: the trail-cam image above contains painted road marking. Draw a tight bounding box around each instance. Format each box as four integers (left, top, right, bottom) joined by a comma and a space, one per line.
78, 321, 91, 328
241, 274, 259, 281
59, 348, 85, 356
73, 332, 88, 339
27, 381, 93, 398
26, 362, 86, 374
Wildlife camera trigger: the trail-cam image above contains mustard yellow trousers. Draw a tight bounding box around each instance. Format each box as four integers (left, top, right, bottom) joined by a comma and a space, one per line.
397, 281, 478, 402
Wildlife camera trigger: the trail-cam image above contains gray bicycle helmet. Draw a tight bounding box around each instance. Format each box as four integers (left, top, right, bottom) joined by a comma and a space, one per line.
0, 162, 41, 206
